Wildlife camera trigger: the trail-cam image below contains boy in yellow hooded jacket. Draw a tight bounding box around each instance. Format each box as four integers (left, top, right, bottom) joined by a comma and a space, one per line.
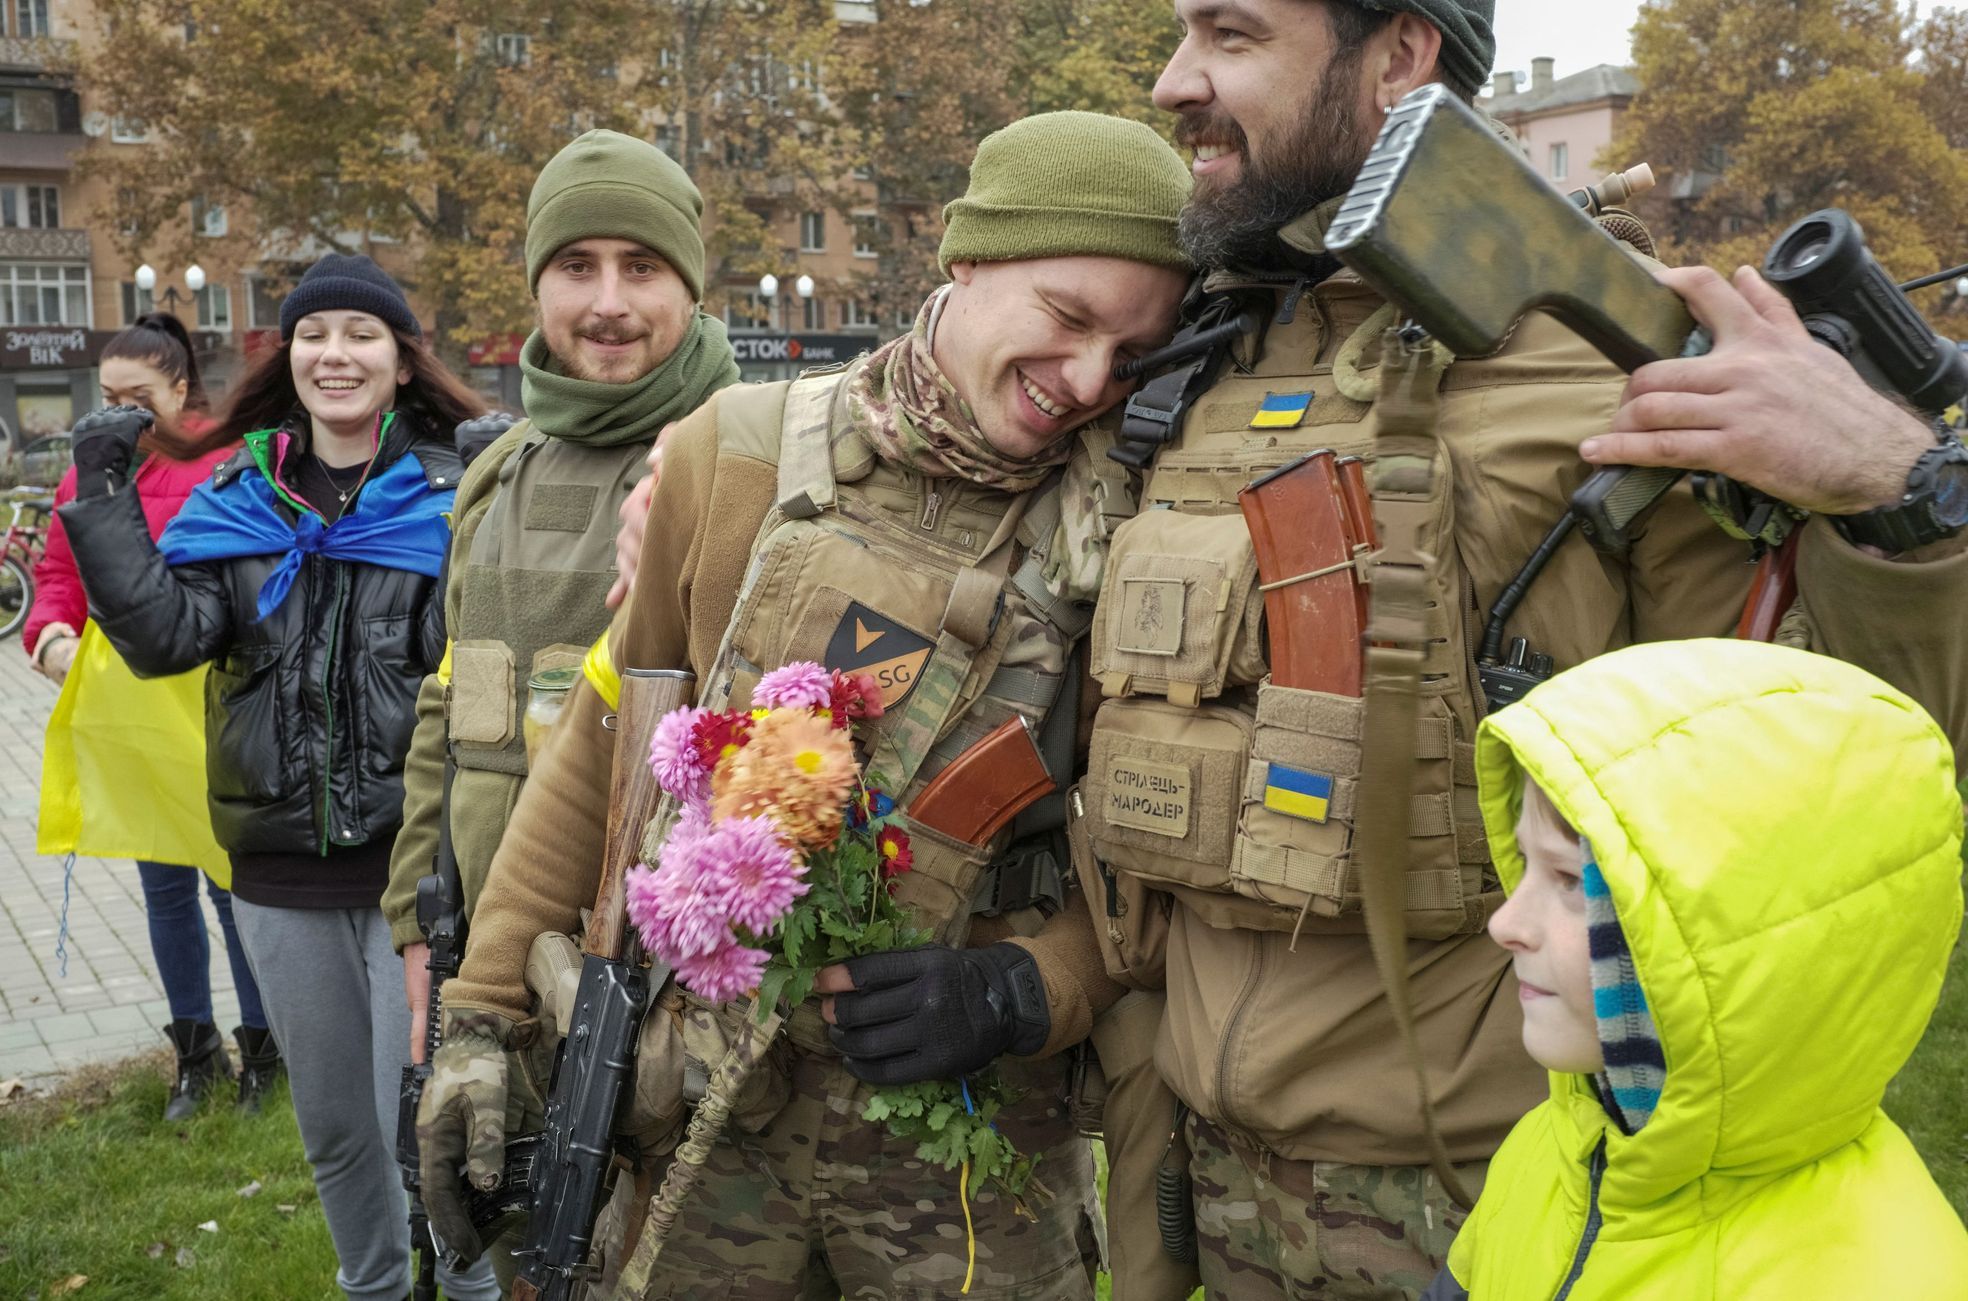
1424, 639, 1968, 1300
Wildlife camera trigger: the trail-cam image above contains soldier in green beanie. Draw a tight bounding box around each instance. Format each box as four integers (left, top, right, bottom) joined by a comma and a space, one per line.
420, 110, 1190, 1298
386, 127, 739, 1288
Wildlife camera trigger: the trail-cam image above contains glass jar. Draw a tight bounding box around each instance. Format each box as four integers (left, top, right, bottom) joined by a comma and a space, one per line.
523, 666, 582, 767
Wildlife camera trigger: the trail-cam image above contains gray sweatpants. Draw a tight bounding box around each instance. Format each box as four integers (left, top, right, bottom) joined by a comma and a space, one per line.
233, 898, 501, 1301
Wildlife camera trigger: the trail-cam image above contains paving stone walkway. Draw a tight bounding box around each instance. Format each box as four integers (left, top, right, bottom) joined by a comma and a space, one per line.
0, 643, 240, 1086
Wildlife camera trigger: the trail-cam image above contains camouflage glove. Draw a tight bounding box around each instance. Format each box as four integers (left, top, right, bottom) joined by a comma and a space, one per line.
417, 1008, 520, 1265
454, 412, 518, 469
830, 943, 1050, 1086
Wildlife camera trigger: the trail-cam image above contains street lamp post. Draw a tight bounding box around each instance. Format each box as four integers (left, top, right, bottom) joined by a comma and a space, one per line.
134, 263, 206, 316
757, 272, 816, 331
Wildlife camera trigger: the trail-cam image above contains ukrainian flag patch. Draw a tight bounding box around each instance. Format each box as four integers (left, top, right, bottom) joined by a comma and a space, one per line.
1264, 763, 1334, 823
1248, 391, 1314, 429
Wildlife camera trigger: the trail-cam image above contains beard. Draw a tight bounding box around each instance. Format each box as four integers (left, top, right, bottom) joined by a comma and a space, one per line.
1175, 67, 1376, 272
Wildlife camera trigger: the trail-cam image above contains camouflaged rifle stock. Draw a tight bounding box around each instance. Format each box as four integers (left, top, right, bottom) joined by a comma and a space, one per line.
1325, 83, 1705, 554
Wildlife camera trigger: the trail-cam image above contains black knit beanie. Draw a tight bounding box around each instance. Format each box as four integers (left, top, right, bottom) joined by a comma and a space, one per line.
279, 254, 421, 341
1352, 0, 1495, 97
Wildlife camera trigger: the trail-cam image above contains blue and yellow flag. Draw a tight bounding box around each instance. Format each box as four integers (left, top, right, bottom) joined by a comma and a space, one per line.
1263, 762, 1334, 823
1249, 391, 1314, 430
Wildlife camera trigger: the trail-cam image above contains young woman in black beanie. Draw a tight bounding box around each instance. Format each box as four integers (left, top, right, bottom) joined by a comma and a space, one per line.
57, 256, 500, 1301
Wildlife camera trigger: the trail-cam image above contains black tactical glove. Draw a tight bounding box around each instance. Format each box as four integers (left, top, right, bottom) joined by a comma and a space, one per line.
830, 942, 1050, 1086
69, 404, 153, 498
454, 412, 518, 469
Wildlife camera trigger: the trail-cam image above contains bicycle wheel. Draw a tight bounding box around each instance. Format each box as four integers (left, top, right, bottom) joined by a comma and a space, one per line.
0, 555, 32, 639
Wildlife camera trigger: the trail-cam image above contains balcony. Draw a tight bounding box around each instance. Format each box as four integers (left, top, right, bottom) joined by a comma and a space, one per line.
0, 35, 75, 72
0, 227, 90, 260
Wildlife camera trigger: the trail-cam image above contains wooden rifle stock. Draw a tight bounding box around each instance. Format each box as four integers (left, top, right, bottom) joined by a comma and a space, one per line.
1240, 450, 1365, 695
586, 668, 695, 960
905, 715, 1053, 847
1736, 537, 1802, 642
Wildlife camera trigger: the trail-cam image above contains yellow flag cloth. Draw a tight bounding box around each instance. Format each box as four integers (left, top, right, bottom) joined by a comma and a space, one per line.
37, 623, 230, 889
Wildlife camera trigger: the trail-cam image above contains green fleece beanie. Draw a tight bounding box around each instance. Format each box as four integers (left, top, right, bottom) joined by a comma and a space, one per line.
938, 111, 1191, 276
1352, 0, 1495, 97
525, 129, 707, 300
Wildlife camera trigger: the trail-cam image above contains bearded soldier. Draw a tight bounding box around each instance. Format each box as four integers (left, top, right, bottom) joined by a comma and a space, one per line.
417, 111, 1195, 1297
1075, 3, 1968, 1299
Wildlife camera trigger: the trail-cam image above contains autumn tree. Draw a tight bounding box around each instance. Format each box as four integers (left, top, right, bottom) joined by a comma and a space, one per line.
1609, 0, 1968, 299
69, 0, 841, 354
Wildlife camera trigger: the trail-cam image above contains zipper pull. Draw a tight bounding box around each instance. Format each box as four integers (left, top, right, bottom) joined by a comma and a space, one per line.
920, 487, 942, 532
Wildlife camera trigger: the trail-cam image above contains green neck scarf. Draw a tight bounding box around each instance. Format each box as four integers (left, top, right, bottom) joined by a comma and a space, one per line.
519, 310, 740, 447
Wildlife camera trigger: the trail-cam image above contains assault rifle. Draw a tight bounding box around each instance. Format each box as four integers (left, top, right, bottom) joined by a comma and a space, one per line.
396, 759, 469, 1301
507, 667, 692, 1301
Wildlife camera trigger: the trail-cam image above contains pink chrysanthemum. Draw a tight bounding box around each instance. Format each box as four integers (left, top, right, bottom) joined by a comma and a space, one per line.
703, 815, 809, 934
753, 661, 835, 711
626, 811, 732, 962
649, 706, 712, 804
676, 936, 770, 1004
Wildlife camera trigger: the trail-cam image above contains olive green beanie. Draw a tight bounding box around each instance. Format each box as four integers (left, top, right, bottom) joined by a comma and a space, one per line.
938, 111, 1191, 276
1351, 0, 1495, 98
525, 129, 707, 299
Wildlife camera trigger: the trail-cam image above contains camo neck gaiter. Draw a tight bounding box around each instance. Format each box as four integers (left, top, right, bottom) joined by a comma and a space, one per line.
846, 286, 1072, 493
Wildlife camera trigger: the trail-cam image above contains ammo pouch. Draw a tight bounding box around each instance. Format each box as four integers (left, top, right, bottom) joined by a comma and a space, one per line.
1081, 410, 1490, 940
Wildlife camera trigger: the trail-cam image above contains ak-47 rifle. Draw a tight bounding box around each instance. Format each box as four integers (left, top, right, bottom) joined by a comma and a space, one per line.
508, 667, 693, 1301
397, 759, 468, 1301
1325, 84, 1968, 642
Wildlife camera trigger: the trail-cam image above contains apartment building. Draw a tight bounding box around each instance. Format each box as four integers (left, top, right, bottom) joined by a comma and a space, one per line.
1485, 58, 1639, 193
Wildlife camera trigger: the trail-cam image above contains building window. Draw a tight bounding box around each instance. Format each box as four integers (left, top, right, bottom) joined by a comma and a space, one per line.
0, 184, 59, 228
1548, 143, 1568, 181
495, 34, 532, 67
198, 283, 232, 332
852, 214, 880, 259
841, 300, 877, 330
246, 275, 286, 330
802, 295, 824, 330
724, 291, 770, 331
652, 124, 681, 158
799, 211, 826, 253
192, 196, 228, 237
0, 87, 59, 133
121, 280, 154, 323
1, 263, 91, 327
111, 117, 148, 144
656, 47, 677, 86
14, 0, 51, 38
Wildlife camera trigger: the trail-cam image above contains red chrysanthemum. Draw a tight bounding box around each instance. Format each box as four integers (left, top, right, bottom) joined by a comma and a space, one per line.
690, 710, 753, 773
828, 671, 885, 728
876, 825, 914, 879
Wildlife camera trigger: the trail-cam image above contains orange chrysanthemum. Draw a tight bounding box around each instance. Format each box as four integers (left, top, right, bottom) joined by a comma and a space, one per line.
712, 707, 857, 849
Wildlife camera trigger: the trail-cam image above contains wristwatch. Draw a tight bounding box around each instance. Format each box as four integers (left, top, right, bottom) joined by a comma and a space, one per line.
1831, 426, 1968, 553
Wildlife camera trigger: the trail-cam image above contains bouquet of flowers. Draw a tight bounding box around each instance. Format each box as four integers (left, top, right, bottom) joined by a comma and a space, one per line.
624, 661, 1036, 1217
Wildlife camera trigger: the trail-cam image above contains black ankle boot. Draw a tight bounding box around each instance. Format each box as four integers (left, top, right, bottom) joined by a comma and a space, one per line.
233, 1025, 282, 1114
163, 1019, 231, 1121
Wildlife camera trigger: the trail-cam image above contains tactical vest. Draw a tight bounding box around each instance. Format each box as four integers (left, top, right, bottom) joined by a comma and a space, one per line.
682, 362, 1130, 942
449, 424, 652, 776
1083, 272, 1493, 942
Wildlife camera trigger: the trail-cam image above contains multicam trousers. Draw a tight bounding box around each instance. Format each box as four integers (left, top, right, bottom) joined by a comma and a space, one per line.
597, 1035, 1103, 1300
1186, 1114, 1487, 1301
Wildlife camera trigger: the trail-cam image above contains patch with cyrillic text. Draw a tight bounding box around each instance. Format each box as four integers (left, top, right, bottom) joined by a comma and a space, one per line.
1103, 756, 1192, 837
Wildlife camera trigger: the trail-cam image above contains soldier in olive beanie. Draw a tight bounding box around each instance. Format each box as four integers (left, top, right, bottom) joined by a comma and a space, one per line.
524, 129, 708, 299
1351, 0, 1495, 98
938, 110, 1192, 276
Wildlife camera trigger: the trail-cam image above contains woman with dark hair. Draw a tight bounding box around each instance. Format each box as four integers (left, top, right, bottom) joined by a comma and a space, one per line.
26, 312, 275, 1119
58, 256, 499, 1301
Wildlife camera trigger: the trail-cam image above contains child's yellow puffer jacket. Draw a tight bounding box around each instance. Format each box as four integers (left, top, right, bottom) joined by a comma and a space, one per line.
1451, 639, 1968, 1299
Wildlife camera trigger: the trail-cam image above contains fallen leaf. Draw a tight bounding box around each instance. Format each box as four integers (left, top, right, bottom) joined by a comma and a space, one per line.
236, 1180, 262, 1198
49, 1277, 87, 1295
195, 1221, 218, 1234
275, 1204, 296, 1215
175, 1247, 196, 1269
145, 1243, 166, 1260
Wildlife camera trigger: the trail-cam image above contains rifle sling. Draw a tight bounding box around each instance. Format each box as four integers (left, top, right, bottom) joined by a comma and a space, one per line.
1356, 327, 1476, 1211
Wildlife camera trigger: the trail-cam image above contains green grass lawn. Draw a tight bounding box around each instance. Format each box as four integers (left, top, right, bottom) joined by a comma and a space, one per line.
7, 938, 1967, 1301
